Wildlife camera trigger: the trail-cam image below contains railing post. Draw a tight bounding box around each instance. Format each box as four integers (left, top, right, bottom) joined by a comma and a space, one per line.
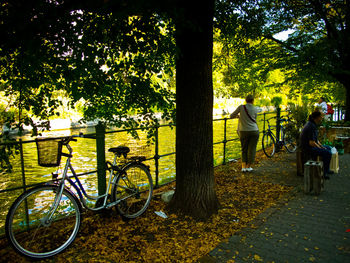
223, 118, 227, 165
19, 139, 30, 231
276, 107, 281, 143
19, 139, 27, 193
154, 125, 160, 188
95, 122, 106, 195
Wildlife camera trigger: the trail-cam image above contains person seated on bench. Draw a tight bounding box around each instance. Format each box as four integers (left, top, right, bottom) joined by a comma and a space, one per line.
300, 111, 333, 179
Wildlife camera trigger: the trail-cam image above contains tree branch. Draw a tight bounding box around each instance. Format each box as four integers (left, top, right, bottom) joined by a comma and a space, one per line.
309, 0, 339, 40
263, 35, 299, 53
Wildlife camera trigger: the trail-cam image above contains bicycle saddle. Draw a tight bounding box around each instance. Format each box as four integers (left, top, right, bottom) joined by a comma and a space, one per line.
108, 146, 130, 156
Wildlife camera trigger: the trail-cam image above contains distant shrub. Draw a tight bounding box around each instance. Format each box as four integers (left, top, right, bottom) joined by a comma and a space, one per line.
255, 98, 271, 107
271, 96, 283, 108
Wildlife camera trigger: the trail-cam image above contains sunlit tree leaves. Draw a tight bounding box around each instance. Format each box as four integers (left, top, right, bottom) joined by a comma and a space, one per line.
214, 0, 350, 112
0, 1, 176, 134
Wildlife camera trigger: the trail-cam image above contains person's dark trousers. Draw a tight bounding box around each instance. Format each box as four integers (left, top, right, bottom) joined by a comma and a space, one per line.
239, 130, 260, 164
310, 145, 332, 175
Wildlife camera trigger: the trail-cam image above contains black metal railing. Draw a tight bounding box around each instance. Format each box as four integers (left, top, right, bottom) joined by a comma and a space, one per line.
0, 111, 279, 194
1, 105, 346, 195
0, 109, 279, 235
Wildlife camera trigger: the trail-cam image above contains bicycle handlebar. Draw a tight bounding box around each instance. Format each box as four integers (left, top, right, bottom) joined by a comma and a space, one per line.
61, 133, 97, 144
266, 115, 292, 123
36, 133, 96, 147
61, 136, 77, 145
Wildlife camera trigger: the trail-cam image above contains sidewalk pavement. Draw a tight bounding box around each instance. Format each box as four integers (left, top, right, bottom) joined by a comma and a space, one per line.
200, 154, 350, 263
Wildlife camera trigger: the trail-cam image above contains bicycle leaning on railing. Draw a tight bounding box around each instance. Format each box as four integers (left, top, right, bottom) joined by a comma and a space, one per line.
262, 115, 297, 157
5, 135, 153, 259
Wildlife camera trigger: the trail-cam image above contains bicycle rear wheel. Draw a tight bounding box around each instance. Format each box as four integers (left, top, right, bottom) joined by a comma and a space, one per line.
5, 185, 82, 259
282, 128, 297, 153
262, 132, 276, 157
112, 163, 153, 219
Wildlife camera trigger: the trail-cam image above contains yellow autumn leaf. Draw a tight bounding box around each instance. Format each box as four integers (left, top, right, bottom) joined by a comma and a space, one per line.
0, 150, 293, 263
254, 254, 263, 261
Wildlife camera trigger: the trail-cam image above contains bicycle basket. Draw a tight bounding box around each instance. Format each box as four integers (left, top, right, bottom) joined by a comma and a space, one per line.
36, 138, 63, 167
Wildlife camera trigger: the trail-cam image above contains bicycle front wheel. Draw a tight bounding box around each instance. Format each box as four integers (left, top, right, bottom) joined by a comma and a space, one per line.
262, 132, 276, 157
112, 163, 153, 219
5, 185, 82, 259
282, 128, 297, 153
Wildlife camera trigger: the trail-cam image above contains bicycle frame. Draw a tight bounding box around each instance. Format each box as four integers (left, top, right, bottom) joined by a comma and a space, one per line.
48, 142, 125, 213
264, 120, 278, 141
264, 116, 295, 150
45, 136, 151, 217
265, 117, 290, 144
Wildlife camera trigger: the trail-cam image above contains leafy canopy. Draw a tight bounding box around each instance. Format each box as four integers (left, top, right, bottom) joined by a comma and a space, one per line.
0, 1, 176, 137
213, 0, 349, 104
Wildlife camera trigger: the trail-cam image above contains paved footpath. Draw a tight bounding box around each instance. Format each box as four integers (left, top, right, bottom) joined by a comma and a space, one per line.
200, 154, 350, 263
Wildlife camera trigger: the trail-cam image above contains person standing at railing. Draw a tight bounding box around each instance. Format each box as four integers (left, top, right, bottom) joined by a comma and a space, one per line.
230, 94, 262, 172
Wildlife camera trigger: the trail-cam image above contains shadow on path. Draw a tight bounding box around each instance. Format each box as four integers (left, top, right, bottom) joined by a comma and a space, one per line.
200, 153, 350, 263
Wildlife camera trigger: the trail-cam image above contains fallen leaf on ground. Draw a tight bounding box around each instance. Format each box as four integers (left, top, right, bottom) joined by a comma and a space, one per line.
0, 150, 293, 262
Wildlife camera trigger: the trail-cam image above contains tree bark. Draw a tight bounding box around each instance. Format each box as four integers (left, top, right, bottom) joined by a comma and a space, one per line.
169, 0, 219, 220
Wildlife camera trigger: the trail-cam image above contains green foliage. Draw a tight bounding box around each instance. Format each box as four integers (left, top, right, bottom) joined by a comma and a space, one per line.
322, 138, 333, 147
213, 1, 294, 99
0, 2, 176, 138
267, 0, 349, 106
271, 96, 282, 108
334, 139, 344, 150
286, 100, 312, 143
212, 30, 290, 99
213, 0, 348, 110
61, 13, 176, 129
287, 102, 311, 130
0, 133, 19, 172
255, 98, 271, 107
0, 99, 16, 128
0, 1, 177, 169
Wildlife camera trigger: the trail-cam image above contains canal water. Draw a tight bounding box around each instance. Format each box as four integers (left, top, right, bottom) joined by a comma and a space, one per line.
0, 115, 270, 234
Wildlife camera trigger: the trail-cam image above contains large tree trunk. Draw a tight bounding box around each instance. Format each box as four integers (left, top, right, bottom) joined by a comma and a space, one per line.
169, 0, 219, 220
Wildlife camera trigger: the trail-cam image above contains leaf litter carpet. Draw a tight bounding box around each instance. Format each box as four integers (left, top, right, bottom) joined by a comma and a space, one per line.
0, 150, 299, 262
